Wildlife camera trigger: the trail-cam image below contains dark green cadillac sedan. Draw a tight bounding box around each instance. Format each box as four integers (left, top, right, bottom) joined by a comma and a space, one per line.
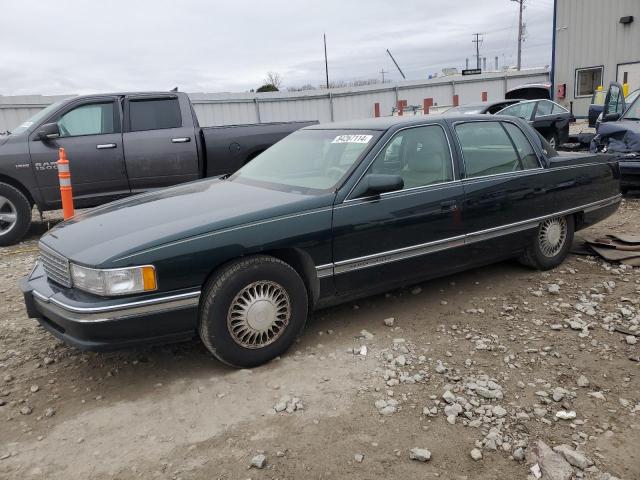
22, 115, 621, 367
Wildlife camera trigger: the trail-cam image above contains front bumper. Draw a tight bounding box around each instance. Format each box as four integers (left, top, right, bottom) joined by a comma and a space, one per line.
21, 262, 199, 351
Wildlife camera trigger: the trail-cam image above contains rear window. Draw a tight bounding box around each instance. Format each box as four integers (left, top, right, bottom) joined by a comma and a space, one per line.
129, 98, 181, 131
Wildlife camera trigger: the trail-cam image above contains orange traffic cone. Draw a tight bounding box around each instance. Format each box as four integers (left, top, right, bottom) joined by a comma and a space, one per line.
57, 147, 75, 220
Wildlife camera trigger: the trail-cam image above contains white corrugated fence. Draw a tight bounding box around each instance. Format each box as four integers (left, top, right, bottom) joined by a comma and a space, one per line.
0, 68, 548, 132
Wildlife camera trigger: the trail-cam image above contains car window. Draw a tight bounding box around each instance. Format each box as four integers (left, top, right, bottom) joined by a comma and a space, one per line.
551, 102, 569, 114
57, 102, 115, 137
535, 100, 553, 117
129, 98, 181, 131
498, 102, 535, 120
232, 129, 381, 192
502, 122, 539, 169
456, 121, 524, 178
368, 125, 453, 189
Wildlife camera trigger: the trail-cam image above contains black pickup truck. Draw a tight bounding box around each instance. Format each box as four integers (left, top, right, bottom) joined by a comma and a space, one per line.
0, 92, 315, 245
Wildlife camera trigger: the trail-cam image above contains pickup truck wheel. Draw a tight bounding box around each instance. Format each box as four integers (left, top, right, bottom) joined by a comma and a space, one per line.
519, 215, 574, 270
0, 183, 32, 247
199, 255, 308, 368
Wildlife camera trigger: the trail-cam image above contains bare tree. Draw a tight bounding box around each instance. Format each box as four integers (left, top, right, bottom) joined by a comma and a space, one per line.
264, 71, 283, 90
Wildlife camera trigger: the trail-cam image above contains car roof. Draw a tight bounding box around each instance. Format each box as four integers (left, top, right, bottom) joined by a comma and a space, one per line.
304, 114, 519, 131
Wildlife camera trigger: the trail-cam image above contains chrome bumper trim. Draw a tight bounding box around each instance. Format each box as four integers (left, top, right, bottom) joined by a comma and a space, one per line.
31, 289, 201, 322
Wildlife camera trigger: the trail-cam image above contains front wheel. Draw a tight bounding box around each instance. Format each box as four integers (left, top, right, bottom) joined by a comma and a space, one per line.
519, 215, 574, 270
0, 183, 32, 247
199, 255, 308, 368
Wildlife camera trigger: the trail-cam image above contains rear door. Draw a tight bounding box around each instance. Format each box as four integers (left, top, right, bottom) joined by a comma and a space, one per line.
122, 95, 199, 193
453, 119, 550, 258
28, 96, 129, 207
531, 100, 570, 144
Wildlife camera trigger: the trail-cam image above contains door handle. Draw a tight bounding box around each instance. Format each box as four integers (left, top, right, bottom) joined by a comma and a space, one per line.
440, 200, 458, 212
171, 137, 191, 143
96, 143, 117, 149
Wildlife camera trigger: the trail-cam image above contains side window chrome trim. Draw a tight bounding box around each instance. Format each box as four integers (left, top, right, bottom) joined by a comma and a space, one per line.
344, 123, 456, 203
338, 179, 462, 208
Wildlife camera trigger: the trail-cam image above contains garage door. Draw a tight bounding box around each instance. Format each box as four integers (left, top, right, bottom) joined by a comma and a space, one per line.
617, 62, 640, 92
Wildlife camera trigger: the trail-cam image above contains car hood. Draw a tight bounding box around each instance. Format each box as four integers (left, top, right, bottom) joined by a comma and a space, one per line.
41, 178, 333, 266
0, 135, 9, 147
591, 120, 640, 154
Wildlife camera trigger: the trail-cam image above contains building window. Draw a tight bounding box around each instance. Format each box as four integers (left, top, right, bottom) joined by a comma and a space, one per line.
575, 67, 603, 97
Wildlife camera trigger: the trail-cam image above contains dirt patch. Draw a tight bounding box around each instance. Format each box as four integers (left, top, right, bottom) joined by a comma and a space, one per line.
1, 201, 639, 479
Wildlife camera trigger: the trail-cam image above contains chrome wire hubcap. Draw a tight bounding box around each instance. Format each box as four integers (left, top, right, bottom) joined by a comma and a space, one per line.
227, 280, 291, 349
0, 195, 18, 236
538, 217, 567, 257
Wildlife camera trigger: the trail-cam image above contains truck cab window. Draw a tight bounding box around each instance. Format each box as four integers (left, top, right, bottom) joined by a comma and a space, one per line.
57, 103, 115, 137
129, 98, 181, 131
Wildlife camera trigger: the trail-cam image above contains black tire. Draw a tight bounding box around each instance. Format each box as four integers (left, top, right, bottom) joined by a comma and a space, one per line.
519, 215, 574, 270
199, 255, 308, 368
0, 182, 32, 247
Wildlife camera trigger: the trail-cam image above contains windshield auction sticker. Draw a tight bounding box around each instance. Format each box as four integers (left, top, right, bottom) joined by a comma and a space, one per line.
331, 134, 373, 144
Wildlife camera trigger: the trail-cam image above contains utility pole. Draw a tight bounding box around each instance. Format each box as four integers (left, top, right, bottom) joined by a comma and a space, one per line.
511, 0, 525, 70
380, 68, 388, 83
386, 49, 406, 80
324, 33, 330, 89
472, 33, 483, 70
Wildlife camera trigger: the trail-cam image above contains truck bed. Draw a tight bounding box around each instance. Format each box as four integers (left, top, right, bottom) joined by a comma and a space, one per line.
201, 121, 317, 177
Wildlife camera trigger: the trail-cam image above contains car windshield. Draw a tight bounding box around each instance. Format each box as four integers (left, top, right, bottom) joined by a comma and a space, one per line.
230, 129, 381, 193
10, 101, 64, 135
446, 105, 483, 115
622, 92, 640, 120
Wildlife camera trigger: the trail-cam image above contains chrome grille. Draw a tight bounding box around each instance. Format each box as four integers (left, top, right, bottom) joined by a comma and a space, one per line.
39, 243, 72, 288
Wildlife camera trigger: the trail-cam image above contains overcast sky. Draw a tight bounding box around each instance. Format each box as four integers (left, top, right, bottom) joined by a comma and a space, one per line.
0, 0, 554, 96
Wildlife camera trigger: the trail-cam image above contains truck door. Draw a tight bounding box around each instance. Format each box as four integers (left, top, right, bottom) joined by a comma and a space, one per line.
28, 96, 129, 208
122, 95, 199, 193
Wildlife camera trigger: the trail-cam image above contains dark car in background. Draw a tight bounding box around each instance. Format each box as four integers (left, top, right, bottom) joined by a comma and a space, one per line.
591, 82, 640, 192
22, 114, 621, 368
445, 99, 522, 115
497, 99, 572, 149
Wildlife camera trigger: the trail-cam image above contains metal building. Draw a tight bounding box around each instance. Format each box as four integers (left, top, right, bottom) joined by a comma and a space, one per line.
552, 0, 640, 117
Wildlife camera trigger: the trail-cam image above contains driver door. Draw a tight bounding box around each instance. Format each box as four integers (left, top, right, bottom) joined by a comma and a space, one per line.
331, 123, 466, 294
28, 96, 129, 208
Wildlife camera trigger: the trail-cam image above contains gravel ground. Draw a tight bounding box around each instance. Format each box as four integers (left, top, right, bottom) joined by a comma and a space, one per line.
1, 200, 639, 480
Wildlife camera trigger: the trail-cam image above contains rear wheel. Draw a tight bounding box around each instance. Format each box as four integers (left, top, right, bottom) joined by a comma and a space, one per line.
199, 255, 308, 368
546, 132, 559, 150
0, 183, 32, 247
519, 215, 574, 270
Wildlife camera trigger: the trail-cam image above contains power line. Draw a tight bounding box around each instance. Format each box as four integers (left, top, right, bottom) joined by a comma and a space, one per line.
472, 33, 483, 70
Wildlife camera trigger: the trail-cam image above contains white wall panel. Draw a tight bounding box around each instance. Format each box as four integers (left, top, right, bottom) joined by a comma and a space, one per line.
0, 70, 548, 131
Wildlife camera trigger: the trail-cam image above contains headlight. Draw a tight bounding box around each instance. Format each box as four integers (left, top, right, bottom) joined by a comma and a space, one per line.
70, 264, 157, 296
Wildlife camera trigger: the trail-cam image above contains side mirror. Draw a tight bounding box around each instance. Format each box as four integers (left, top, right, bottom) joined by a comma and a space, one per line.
37, 123, 60, 141
602, 112, 621, 123
352, 174, 404, 198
